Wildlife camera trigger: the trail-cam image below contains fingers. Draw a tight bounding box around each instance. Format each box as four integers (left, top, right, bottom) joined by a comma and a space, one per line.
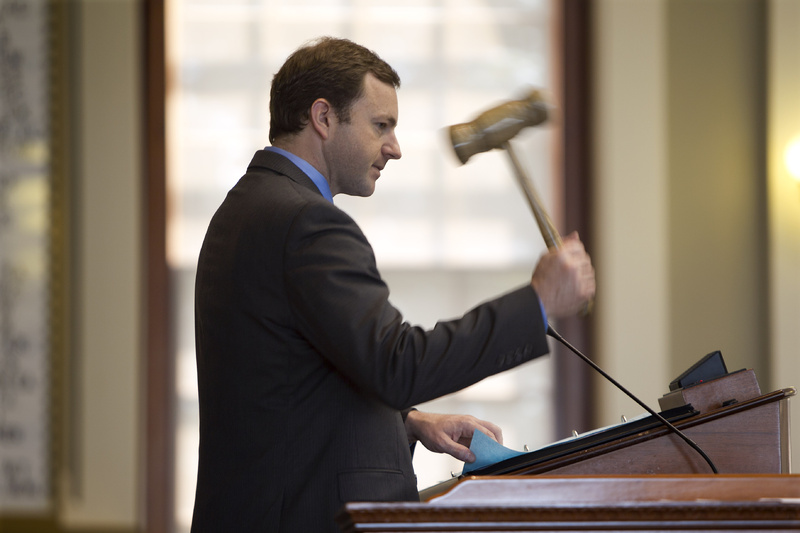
446, 442, 475, 463
472, 420, 503, 446
531, 233, 596, 318
562, 230, 580, 244
406, 412, 506, 463
448, 416, 505, 463
446, 417, 500, 463
425, 416, 477, 462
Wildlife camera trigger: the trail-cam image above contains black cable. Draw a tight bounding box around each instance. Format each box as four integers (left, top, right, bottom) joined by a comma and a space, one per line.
547, 325, 719, 474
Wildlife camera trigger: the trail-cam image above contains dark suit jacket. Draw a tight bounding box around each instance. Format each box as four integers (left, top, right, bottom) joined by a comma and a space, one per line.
191, 150, 550, 532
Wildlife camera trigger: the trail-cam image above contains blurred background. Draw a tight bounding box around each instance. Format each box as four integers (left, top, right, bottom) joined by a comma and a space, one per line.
1, 0, 799, 532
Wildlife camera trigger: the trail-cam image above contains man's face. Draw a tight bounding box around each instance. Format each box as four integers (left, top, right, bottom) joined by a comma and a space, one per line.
324, 74, 402, 197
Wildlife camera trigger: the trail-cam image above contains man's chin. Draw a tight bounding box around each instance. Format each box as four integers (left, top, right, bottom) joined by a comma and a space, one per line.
344, 185, 376, 198
337, 173, 379, 198
360, 176, 378, 197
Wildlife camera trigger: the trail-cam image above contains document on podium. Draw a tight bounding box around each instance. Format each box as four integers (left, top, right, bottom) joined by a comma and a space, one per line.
463, 430, 526, 474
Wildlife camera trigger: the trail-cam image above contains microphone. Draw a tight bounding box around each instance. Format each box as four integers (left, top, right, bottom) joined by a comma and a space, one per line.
546, 325, 719, 474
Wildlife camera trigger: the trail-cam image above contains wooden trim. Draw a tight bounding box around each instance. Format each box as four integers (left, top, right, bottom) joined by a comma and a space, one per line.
50, 0, 74, 519
339, 501, 800, 531
340, 475, 800, 531
0, 520, 136, 533
552, 0, 595, 438
142, 1, 174, 532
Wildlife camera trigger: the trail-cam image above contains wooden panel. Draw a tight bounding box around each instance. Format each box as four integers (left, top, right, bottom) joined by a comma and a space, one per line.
338, 475, 800, 532
340, 502, 800, 532
659, 369, 761, 412
483, 390, 791, 477
428, 475, 800, 504
535, 396, 784, 476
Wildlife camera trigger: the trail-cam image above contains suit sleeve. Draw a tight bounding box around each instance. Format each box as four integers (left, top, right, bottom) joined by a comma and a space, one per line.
283, 201, 550, 410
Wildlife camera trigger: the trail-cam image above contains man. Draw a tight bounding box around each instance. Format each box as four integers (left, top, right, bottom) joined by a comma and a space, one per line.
192, 37, 595, 532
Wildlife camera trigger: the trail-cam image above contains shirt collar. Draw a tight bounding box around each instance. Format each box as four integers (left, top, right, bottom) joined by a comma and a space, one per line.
265, 146, 333, 204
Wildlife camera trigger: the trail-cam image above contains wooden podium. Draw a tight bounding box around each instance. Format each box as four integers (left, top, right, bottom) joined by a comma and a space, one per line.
477, 385, 794, 477
337, 371, 797, 532
415, 373, 794, 499
337, 475, 800, 531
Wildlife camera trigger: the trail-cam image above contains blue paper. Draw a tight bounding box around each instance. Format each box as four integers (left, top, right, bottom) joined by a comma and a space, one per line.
462, 430, 526, 474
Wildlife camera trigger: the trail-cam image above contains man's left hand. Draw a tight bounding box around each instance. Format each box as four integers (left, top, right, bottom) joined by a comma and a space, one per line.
404, 410, 503, 463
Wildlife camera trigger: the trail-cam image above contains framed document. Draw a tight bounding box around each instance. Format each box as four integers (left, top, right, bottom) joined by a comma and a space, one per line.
0, 0, 53, 515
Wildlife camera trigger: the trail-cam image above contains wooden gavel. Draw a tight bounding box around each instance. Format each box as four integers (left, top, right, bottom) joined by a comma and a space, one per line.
448, 89, 562, 250
449, 90, 593, 314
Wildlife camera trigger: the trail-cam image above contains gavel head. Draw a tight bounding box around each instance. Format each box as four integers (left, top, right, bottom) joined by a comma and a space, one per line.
448, 88, 549, 164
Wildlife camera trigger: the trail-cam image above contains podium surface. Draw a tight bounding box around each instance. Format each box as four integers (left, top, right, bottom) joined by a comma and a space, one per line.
338, 475, 800, 532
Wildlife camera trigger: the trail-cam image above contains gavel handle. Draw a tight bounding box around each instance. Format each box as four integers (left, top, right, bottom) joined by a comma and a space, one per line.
503, 142, 594, 315
503, 142, 563, 250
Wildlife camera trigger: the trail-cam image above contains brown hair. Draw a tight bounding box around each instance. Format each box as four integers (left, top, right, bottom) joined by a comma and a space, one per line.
268, 37, 401, 143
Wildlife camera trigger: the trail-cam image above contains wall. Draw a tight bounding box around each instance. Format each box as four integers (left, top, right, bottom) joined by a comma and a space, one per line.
60, 0, 143, 529
593, 0, 797, 465
592, 0, 671, 427
768, 0, 800, 469
666, 0, 767, 389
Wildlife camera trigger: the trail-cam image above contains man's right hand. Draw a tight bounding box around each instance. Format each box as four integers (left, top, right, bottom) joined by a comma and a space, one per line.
531, 231, 595, 319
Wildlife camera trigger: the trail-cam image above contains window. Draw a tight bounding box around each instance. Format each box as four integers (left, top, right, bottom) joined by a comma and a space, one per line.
166, 1, 557, 529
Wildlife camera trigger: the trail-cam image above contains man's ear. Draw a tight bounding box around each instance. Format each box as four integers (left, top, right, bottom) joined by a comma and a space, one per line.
309, 98, 333, 140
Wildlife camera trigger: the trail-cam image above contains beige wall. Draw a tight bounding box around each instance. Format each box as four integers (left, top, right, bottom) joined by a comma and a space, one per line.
593, 0, 798, 465
667, 0, 767, 381
593, 0, 672, 427
61, 0, 143, 529
768, 0, 800, 470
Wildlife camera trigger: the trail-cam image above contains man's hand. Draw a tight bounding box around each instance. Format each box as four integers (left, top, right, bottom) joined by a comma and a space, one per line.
531, 231, 595, 318
404, 410, 502, 463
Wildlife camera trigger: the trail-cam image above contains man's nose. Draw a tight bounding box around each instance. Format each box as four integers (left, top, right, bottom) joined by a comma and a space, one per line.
385, 133, 402, 160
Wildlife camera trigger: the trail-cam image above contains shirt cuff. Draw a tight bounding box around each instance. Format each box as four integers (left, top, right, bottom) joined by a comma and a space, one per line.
537, 294, 549, 329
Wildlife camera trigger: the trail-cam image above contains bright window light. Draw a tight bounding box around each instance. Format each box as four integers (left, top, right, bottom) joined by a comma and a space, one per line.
784, 135, 800, 181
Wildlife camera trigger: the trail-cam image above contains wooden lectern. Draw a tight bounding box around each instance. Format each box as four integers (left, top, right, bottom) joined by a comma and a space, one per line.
338, 475, 800, 531
337, 370, 797, 532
